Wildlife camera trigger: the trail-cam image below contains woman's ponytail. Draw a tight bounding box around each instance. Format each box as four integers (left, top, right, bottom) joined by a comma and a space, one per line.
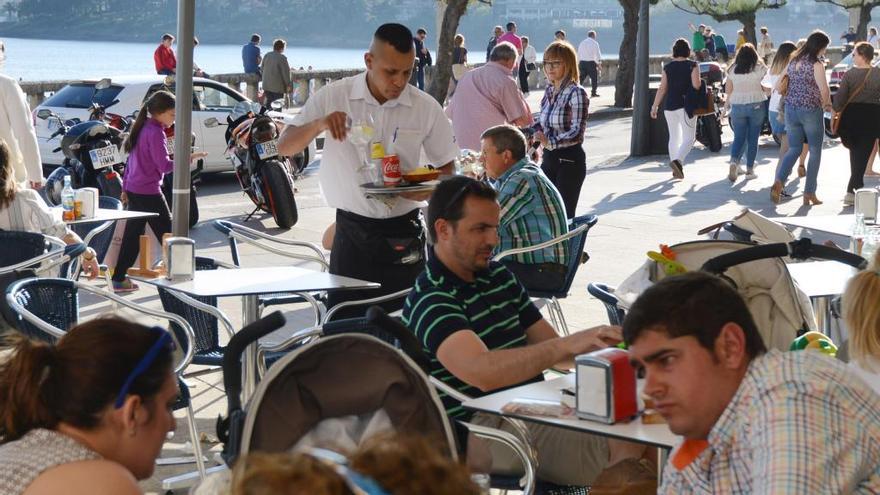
0, 335, 57, 443
124, 102, 150, 154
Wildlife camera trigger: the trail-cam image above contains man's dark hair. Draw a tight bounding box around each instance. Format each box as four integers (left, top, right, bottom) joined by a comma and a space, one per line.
623, 272, 767, 359
506, 22, 516, 31
481, 124, 527, 162
416, 28, 427, 36
251, 34, 261, 43
162, 33, 174, 42
427, 176, 497, 243
375, 23, 415, 54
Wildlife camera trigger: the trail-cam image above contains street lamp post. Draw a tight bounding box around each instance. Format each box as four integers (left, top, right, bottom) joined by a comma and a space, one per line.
172, 0, 195, 237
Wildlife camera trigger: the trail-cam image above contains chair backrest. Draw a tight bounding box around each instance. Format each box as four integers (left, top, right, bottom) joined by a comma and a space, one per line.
0, 231, 48, 268
156, 256, 221, 354
212, 220, 242, 266
212, 219, 328, 270
6, 277, 78, 342
556, 214, 598, 295
586, 283, 625, 326
722, 222, 754, 243
70, 196, 123, 263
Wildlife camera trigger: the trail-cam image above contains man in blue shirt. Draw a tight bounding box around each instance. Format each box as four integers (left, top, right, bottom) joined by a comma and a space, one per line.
481, 124, 569, 292
242, 34, 262, 77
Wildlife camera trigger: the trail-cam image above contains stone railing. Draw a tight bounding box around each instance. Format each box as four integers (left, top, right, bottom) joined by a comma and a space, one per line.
16, 47, 846, 109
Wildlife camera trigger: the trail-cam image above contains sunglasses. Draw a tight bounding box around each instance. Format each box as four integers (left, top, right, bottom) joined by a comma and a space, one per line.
114, 327, 174, 409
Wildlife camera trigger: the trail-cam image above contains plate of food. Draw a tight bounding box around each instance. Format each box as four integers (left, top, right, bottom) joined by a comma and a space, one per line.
402, 166, 441, 183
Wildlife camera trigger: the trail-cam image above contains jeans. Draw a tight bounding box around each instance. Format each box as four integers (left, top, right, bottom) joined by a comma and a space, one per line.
416, 65, 425, 90
729, 102, 766, 169
775, 105, 824, 193
768, 110, 786, 136
664, 108, 697, 164
579, 61, 599, 95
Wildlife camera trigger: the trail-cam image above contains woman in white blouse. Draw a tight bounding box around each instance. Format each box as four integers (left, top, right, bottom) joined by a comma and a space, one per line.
724, 43, 769, 182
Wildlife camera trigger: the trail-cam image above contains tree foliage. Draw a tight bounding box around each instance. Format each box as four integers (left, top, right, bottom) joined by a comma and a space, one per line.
815, 0, 877, 41
669, 0, 786, 44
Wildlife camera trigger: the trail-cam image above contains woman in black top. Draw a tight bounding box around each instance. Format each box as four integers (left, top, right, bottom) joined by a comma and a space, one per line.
449, 34, 468, 98
650, 38, 701, 179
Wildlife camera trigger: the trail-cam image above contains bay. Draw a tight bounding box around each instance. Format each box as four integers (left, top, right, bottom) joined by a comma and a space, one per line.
1, 37, 368, 81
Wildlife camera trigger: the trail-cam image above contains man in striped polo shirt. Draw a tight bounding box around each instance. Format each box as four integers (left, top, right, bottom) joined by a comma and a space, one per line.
402, 176, 656, 492
481, 124, 569, 292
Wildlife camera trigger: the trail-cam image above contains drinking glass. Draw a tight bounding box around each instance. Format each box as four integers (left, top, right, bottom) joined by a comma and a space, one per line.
347, 111, 376, 182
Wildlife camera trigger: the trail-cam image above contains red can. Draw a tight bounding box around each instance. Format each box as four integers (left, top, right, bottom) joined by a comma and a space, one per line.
382, 154, 402, 186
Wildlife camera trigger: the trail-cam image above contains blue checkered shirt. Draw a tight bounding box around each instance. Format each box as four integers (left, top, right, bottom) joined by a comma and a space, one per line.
493, 158, 569, 265
530, 80, 589, 150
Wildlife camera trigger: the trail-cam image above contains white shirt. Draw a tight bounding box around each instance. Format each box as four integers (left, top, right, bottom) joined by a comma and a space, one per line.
523, 45, 537, 64
0, 74, 43, 185
869, 34, 880, 49
292, 72, 459, 219
577, 37, 601, 63
727, 65, 767, 104
762, 71, 783, 112
0, 188, 68, 238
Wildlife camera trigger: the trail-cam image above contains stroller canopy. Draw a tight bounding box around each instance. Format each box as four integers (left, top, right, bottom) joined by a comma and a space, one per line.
240, 334, 457, 458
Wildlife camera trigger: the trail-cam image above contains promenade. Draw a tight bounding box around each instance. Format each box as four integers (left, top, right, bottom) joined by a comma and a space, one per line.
111, 86, 865, 493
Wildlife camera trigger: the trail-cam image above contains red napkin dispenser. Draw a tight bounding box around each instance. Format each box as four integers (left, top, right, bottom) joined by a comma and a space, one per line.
575, 347, 638, 424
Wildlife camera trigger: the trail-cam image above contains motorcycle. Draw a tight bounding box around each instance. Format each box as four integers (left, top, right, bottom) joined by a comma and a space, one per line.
695, 62, 724, 153
205, 101, 297, 229
160, 123, 201, 228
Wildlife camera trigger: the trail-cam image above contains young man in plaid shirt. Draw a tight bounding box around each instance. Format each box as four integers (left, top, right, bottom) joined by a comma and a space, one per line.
626, 272, 880, 493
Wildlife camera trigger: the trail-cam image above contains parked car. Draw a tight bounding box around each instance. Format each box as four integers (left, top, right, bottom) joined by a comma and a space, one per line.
33, 75, 317, 174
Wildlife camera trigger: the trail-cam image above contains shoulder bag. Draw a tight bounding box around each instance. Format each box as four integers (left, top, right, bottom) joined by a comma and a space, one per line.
831, 68, 872, 139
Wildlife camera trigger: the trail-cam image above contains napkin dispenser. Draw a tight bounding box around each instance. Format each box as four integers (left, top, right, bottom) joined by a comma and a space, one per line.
74, 187, 99, 219
575, 348, 638, 424
165, 237, 195, 281
855, 188, 879, 223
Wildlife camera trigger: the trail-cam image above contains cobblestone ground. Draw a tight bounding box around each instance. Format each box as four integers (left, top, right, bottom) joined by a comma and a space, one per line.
112, 85, 864, 493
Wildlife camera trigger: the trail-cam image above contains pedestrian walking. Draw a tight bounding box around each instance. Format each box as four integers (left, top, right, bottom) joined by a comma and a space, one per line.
869, 27, 879, 49
832, 42, 880, 205
153, 33, 176, 76
0, 40, 43, 188
449, 34, 468, 97
518, 36, 537, 94
527, 41, 589, 218
725, 43, 768, 181
498, 22, 523, 56
761, 42, 798, 167
487, 26, 503, 62
577, 31, 602, 97
650, 38, 701, 179
111, 91, 207, 293
261, 39, 292, 106
736, 30, 746, 51
758, 27, 774, 63
242, 34, 262, 77
770, 30, 832, 206
413, 28, 432, 90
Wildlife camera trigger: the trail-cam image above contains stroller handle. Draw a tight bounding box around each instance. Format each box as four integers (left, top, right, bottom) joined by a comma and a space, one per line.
366, 306, 433, 373
222, 311, 287, 412
700, 238, 868, 275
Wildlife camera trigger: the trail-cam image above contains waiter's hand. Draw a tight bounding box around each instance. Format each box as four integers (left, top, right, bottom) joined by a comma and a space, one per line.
322, 111, 349, 141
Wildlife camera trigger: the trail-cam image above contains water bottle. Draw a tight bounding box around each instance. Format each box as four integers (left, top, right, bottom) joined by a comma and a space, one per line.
851, 213, 866, 256
61, 175, 76, 221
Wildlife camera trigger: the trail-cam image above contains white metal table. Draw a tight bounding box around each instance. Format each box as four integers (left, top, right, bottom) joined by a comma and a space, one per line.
787, 260, 859, 339
769, 215, 855, 238
54, 206, 159, 224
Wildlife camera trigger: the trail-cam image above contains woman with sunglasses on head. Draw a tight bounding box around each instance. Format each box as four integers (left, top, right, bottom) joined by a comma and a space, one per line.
527, 40, 588, 219
0, 317, 179, 495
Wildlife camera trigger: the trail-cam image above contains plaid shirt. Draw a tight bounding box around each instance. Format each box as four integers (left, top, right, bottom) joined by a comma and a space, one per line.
531, 80, 589, 150
493, 158, 569, 265
661, 350, 880, 494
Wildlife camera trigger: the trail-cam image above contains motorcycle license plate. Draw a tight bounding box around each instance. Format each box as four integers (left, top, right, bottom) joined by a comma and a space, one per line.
255, 140, 279, 160
165, 137, 174, 156
88, 145, 122, 170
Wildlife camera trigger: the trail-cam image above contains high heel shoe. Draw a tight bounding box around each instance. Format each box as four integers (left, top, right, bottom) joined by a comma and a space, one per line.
770, 181, 783, 204
803, 193, 823, 206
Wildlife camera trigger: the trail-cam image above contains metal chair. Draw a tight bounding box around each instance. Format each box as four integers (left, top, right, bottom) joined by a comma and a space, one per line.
5, 277, 207, 483
0, 231, 84, 280
493, 214, 599, 336
212, 219, 327, 321
67, 196, 123, 285
587, 283, 626, 326
320, 287, 411, 324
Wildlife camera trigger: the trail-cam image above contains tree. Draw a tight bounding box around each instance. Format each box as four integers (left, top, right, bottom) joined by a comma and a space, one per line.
668, 0, 786, 45
614, 0, 652, 108
427, 0, 490, 104
815, 0, 877, 41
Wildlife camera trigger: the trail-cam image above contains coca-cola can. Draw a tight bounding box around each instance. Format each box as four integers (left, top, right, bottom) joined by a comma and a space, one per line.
382, 154, 402, 186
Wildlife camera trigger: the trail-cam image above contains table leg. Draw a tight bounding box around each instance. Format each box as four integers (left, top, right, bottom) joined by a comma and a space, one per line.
813, 296, 830, 336
241, 294, 260, 402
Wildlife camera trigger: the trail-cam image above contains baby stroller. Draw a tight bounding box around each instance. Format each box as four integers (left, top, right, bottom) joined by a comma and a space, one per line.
615, 238, 866, 351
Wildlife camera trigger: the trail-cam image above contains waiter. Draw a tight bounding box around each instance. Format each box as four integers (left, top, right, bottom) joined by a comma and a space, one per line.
278, 23, 459, 319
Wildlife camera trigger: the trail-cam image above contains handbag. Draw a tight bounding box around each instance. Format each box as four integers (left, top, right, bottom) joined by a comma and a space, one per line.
690, 80, 713, 116
526, 62, 537, 71
831, 67, 873, 138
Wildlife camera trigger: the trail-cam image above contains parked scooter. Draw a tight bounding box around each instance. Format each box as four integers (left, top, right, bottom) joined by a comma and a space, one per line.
695, 62, 724, 153
205, 101, 297, 229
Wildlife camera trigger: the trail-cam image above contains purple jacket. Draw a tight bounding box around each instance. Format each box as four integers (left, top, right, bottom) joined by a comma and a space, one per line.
123, 118, 174, 195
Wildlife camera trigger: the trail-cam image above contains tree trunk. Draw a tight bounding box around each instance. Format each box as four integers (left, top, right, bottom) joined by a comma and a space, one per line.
427, 0, 469, 104
614, 0, 640, 108
857, 4, 872, 42
740, 12, 757, 46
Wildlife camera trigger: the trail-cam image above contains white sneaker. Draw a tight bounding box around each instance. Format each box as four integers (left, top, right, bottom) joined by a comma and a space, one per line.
728, 162, 744, 182
745, 170, 758, 180
843, 193, 855, 205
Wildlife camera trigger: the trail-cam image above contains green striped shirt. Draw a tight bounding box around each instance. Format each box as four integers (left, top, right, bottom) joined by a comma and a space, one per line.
494, 158, 569, 265
402, 252, 543, 418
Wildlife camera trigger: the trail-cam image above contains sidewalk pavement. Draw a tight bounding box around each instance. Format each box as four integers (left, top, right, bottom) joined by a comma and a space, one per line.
134, 113, 868, 493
